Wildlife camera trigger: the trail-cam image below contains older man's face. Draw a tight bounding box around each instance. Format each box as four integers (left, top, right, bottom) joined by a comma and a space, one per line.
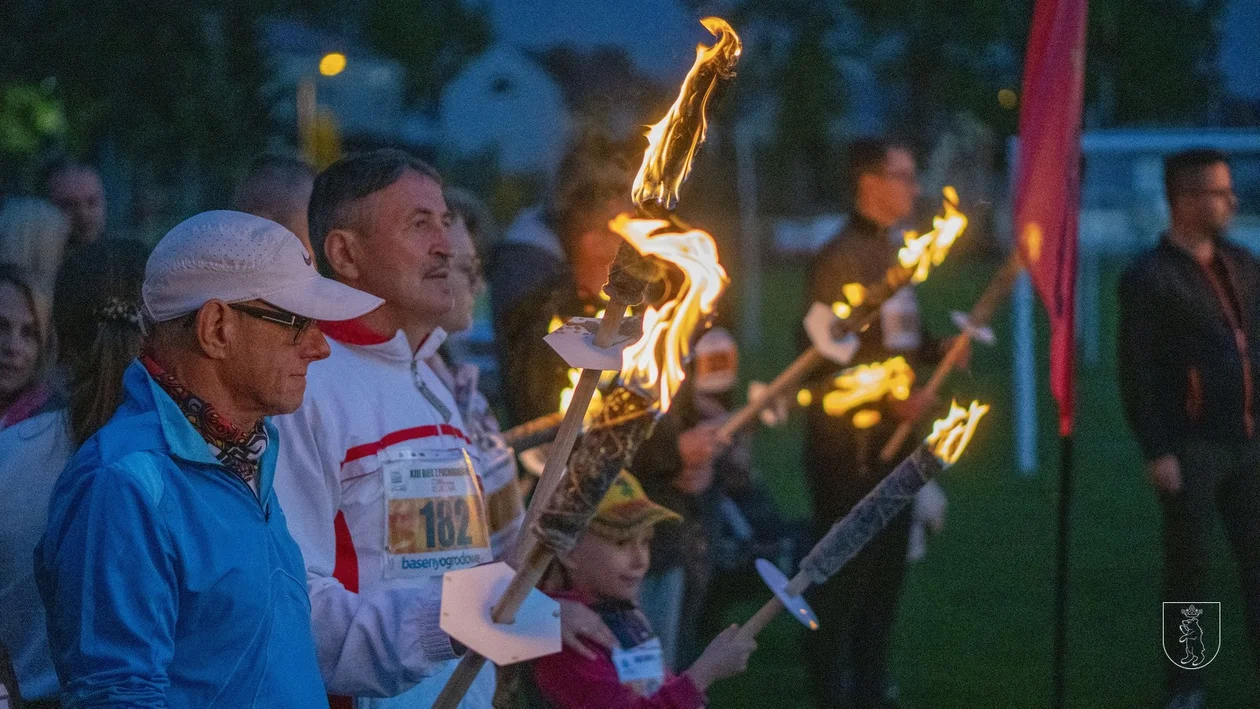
222, 300, 331, 417
352, 171, 453, 326
48, 167, 107, 246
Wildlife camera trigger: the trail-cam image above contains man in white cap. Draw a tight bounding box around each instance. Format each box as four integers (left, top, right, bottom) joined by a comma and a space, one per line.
35, 210, 382, 707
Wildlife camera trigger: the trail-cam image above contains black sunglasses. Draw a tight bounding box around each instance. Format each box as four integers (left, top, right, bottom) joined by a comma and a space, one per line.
229, 303, 315, 344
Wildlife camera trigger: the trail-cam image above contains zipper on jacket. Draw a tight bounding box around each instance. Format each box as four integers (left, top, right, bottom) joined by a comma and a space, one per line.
210, 462, 269, 520
1198, 258, 1255, 438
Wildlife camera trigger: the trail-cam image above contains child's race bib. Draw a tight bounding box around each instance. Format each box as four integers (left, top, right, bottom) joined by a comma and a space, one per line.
612, 637, 665, 695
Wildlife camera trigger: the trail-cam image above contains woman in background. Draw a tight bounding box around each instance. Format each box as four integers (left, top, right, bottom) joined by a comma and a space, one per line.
0, 238, 147, 707
0, 264, 53, 430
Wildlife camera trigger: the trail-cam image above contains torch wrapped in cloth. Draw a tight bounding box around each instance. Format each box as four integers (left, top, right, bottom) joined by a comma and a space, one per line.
738, 400, 990, 640
512, 17, 742, 564
717, 189, 969, 442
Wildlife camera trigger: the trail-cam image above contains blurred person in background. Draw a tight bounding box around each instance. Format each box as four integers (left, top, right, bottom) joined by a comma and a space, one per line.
0, 264, 54, 431
1118, 148, 1260, 709
433, 187, 524, 559
40, 160, 106, 248
0, 197, 72, 293
0, 238, 147, 708
488, 134, 635, 426
234, 154, 317, 257
673, 328, 805, 669
800, 137, 957, 709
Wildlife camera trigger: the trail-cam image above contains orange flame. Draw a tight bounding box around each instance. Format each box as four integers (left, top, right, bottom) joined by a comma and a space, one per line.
632, 17, 742, 210
558, 367, 605, 424
898, 186, 968, 284
821, 357, 915, 418
925, 399, 990, 465
614, 215, 729, 413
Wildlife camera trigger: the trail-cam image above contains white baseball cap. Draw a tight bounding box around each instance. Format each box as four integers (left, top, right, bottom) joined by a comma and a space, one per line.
143, 210, 383, 323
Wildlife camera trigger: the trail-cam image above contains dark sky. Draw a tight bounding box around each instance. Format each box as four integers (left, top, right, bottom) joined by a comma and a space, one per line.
489, 0, 1260, 101
1223, 0, 1260, 99
487, 0, 714, 83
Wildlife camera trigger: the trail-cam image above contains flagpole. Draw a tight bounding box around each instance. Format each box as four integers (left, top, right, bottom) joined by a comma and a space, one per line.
1052, 430, 1074, 709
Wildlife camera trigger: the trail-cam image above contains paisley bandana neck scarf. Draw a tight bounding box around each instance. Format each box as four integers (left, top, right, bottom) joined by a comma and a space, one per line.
141, 354, 268, 485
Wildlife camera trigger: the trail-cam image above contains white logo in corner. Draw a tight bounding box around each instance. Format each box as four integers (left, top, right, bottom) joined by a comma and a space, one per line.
1162, 602, 1221, 670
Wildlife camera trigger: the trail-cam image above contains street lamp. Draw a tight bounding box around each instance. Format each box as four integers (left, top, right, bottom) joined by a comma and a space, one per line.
298, 53, 346, 168
319, 52, 346, 77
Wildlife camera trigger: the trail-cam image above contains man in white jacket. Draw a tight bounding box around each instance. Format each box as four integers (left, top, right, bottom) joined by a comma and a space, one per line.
272, 150, 496, 708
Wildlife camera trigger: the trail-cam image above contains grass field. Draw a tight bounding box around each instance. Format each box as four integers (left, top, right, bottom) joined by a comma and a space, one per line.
706, 254, 1259, 708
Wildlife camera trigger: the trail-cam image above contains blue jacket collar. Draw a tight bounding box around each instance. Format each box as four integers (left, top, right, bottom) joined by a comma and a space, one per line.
104, 360, 278, 499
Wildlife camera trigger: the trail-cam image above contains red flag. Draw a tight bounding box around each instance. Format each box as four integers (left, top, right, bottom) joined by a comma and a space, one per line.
1013, 0, 1088, 436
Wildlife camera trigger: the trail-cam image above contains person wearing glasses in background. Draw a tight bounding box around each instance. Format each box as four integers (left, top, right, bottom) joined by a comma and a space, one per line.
1118, 149, 1260, 709
35, 211, 383, 707
431, 188, 527, 561
799, 137, 961, 709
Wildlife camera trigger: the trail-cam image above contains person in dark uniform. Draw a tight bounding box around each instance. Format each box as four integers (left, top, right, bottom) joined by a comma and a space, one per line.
1118, 149, 1260, 709
800, 138, 954, 709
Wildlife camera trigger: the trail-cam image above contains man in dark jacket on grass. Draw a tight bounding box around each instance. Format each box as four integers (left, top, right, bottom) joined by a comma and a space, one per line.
1118, 148, 1260, 709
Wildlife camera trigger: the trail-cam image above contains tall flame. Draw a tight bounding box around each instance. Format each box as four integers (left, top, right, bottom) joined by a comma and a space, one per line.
632, 17, 742, 210
614, 215, 729, 413
821, 357, 915, 418
898, 186, 968, 284
925, 399, 990, 465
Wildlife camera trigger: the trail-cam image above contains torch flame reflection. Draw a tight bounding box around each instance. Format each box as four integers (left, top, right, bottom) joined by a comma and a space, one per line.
925, 399, 990, 465
822, 357, 915, 418
898, 186, 968, 284
632, 17, 742, 210
614, 215, 729, 413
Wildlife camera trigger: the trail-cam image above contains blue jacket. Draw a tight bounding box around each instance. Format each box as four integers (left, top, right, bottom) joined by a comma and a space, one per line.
35, 361, 328, 708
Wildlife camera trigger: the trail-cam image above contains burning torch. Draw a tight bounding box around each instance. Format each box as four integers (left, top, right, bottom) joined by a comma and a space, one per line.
878, 253, 1023, 461
716, 188, 969, 443
432, 19, 741, 708
736, 400, 990, 640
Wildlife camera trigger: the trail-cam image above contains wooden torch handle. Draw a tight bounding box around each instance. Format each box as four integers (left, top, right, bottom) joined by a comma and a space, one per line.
511, 301, 629, 566
736, 571, 812, 641
717, 347, 826, 442
736, 597, 784, 641
432, 653, 487, 709
878, 255, 1024, 462
432, 545, 555, 709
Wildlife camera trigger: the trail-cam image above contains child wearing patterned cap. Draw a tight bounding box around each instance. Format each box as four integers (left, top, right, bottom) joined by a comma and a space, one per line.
518, 470, 756, 708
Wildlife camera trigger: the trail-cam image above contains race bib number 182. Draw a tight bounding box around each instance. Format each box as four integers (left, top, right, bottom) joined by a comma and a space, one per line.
383, 449, 493, 578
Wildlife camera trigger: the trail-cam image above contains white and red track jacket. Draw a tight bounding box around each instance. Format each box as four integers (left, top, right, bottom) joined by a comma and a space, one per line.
273, 319, 495, 707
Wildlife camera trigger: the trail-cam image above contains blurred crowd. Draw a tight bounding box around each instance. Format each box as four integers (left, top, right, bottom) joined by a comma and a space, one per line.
1, 137, 1255, 709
